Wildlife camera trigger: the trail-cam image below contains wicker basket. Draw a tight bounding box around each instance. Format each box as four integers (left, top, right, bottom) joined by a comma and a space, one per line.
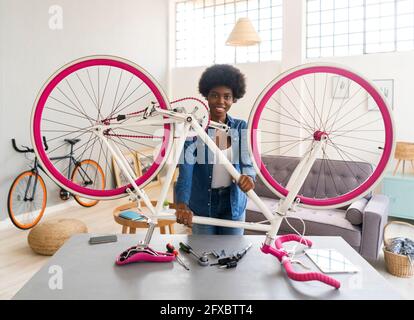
383, 221, 414, 278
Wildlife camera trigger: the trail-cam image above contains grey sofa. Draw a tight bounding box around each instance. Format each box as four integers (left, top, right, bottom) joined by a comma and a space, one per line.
245, 155, 389, 260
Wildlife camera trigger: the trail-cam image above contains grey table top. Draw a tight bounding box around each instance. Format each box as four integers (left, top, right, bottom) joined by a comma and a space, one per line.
14, 234, 401, 300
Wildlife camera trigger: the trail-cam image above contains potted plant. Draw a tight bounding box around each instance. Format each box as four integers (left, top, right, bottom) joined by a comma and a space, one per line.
163, 200, 170, 210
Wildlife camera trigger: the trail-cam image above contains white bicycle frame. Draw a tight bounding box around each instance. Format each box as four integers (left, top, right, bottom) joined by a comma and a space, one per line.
95, 104, 327, 246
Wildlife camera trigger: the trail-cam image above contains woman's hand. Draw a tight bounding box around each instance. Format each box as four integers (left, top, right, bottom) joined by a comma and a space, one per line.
175, 203, 193, 227
238, 175, 255, 193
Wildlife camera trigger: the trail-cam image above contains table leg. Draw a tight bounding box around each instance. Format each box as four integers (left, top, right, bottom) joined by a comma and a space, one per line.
393, 160, 401, 175
160, 226, 166, 234
169, 224, 175, 234
130, 228, 136, 234
122, 226, 128, 234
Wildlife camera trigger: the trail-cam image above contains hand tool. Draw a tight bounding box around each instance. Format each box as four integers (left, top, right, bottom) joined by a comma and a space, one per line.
166, 243, 190, 270
219, 260, 238, 269
234, 243, 252, 261
179, 242, 209, 266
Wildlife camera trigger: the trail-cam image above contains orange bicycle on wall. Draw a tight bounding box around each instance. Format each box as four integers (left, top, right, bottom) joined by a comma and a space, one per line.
8, 136, 105, 230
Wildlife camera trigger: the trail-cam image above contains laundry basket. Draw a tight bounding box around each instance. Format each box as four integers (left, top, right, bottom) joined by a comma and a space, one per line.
383, 221, 414, 278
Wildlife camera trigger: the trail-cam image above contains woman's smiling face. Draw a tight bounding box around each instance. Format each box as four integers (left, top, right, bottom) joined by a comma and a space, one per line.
207, 86, 234, 122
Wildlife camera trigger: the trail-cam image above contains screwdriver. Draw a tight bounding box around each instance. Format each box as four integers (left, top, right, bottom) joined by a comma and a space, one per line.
234, 243, 252, 261
166, 243, 190, 270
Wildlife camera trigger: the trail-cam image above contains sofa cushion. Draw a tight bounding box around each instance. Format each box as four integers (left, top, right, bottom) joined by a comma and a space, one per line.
246, 198, 362, 249
278, 207, 362, 248
257, 155, 373, 202
345, 198, 368, 225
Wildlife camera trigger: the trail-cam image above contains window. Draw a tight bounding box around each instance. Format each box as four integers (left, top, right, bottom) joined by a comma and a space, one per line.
175, 0, 283, 67
306, 0, 414, 58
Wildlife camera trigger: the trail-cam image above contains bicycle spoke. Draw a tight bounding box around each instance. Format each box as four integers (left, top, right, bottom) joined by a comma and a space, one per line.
44, 126, 91, 143
302, 73, 319, 130
92, 139, 104, 185
329, 133, 384, 144
280, 88, 314, 130
110, 90, 152, 118
65, 78, 94, 126
75, 72, 99, 112
56, 86, 93, 125
322, 77, 348, 132
86, 69, 99, 107
331, 117, 383, 137
326, 141, 372, 179
261, 138, 313, 144
107, 75, 134, 119
97, 67, 112, 121
261, 117, 314, 132
270, 97, 314, 133
290, 80, 320, 130
321, 148, 340, 196
264, 106, 314, 134
329, 141, 381, 156
259, 130, 310, 140
312, 152, 326, 199
328, 96, 371, 132
45, 106, 95, 122
43, 118, 89, 131
48, 95, 95, 123
45, 130, 90, 155
97, 138, 114, 184
109, 70, 124, 117
325, 86, 362, 133
263, 137, 311, 155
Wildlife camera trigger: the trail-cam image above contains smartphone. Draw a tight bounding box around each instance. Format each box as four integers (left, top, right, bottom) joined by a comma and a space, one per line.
89, 235, 118, 245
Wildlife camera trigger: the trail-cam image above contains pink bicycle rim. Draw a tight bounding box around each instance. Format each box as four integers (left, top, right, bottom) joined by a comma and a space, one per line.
251, 65, 393, 207
33, 58, 170, 198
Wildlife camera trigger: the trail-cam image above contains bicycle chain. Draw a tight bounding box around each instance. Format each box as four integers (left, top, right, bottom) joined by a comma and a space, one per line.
101, 97, 208, 140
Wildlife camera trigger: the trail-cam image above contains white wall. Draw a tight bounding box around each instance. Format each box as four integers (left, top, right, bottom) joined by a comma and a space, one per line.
306, 51, 414, 143
170, 61, 282, 121
170, 0, 414, 174
0, 0, 169, 221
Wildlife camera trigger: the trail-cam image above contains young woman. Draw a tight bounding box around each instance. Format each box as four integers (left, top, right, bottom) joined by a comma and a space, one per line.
174, 64, 256, 235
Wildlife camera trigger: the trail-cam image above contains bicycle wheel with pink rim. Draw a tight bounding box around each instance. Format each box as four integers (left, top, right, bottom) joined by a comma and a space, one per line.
248, 63, 395, 209
31, 55, 173, 200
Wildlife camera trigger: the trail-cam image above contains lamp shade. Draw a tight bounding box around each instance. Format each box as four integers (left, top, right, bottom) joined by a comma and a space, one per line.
225, 17, 261, 46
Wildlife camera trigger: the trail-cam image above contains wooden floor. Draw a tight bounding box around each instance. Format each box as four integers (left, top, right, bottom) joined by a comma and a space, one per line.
1, 184, 413, 300
0, 185, 190, 300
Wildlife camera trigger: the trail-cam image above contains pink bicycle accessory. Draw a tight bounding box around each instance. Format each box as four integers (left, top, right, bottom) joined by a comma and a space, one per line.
116, 246, 175, 266
261, 234, 341, 289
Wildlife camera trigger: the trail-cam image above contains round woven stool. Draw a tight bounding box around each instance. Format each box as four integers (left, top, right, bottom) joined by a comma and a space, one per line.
28, 218, 88, 256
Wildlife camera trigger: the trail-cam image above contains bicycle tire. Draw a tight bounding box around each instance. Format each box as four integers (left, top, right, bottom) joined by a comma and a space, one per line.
8, 171, 47, 230
31, 55, 173, 200
72, 159, 105, 207
248, 63, 395, 209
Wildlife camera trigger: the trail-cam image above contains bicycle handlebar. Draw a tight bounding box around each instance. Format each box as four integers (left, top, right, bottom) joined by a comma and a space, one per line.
283, 260, 341, 289
261, 234, 341, 289
12, 136, 48, 153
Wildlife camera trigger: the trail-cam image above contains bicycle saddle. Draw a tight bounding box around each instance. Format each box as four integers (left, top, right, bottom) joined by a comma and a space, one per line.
116, 246, 175, 266
64, 138, 81, 145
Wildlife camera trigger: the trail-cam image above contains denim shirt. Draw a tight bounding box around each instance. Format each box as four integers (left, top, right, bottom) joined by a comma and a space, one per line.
175, 114, 256, 220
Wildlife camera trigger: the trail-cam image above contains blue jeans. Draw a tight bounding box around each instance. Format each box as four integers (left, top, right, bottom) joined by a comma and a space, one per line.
192, 187, 245, 235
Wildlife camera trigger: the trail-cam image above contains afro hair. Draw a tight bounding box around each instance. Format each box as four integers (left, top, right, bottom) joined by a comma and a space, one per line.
198, 64, 246, 101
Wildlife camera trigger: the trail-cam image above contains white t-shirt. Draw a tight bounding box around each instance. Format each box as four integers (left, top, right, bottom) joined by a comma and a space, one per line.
211, 146, 233, 188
